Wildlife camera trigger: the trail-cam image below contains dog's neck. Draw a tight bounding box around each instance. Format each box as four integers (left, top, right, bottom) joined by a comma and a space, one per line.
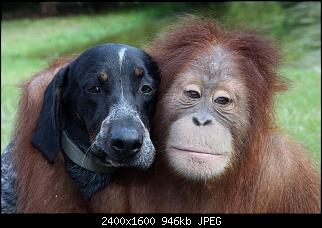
63, 154, 116, 200
63, 125, 116, 200
61, 131, 112, 173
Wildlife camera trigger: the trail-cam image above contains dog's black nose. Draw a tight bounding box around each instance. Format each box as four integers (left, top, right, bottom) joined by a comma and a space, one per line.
110, 128, 143, 155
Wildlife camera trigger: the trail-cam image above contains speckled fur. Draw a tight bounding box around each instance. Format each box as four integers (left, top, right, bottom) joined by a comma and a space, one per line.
1, 141, 17, 213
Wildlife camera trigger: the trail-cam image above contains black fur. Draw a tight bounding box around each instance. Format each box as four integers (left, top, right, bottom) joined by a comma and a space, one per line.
1, 44, 159, 212
32, 67, 68, 162
63, 155, 116, 200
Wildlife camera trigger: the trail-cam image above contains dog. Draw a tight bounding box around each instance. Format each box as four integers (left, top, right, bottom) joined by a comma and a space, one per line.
1, 43, 159, 213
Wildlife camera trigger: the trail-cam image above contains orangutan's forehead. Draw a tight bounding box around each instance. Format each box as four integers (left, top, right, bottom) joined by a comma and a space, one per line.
191, 45, 235, 82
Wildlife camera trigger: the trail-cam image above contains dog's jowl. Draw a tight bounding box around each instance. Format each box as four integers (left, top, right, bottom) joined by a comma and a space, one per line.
1, 44, 159, 213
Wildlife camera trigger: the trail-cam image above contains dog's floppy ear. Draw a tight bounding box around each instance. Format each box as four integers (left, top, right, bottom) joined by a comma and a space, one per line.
31, 66, 69, 162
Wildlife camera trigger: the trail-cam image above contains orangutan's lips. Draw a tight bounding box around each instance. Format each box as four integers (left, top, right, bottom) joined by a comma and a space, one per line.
171, 146, 224, 156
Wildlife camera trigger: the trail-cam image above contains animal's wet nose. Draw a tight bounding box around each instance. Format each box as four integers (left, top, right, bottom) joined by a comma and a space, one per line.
110, 128, 143, 155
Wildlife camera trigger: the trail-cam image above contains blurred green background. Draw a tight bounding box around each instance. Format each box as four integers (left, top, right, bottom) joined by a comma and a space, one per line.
1, 2, 321, 166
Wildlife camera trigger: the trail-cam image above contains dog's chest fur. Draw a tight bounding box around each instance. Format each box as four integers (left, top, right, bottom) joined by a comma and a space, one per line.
1, 141, 18, 213
63, 155, 116, 200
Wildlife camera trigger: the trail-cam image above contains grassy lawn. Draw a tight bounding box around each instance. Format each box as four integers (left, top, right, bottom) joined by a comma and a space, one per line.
1, 5, 183, 152
276, 68, 321, 166
1, 3, 321, 165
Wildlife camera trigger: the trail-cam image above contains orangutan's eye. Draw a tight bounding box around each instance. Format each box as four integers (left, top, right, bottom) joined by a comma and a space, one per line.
185, 90, 201, 99
214, 96, 231, 105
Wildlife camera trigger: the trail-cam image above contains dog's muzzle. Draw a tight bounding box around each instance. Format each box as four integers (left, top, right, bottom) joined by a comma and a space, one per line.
93, 102, 155, 169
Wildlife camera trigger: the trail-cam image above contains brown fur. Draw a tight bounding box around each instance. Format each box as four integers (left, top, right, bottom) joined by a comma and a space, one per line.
11, 57, 90, 212
89, 16, 321, 213
90, 133, 320, 213
11, 16, 320, 213
99, 72, 108, 82
135, 67, 144, 78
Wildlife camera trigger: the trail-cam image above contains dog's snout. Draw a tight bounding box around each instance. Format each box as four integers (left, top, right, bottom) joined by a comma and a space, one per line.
110, 127, 143, 155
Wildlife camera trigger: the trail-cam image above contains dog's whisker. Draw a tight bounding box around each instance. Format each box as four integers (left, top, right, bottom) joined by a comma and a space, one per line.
75, 141, 96, 174
83, 142, 96, 164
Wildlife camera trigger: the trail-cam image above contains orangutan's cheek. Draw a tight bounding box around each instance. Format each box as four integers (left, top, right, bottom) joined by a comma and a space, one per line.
165, 114, 233, 180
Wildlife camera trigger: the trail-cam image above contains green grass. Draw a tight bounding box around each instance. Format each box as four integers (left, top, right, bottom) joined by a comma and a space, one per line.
276, 67, 321, 166
1, 5, 184, 152
1, 3, 321, 165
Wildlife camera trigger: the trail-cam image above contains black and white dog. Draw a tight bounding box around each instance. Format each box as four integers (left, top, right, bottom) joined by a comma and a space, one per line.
1, 44, 159, 213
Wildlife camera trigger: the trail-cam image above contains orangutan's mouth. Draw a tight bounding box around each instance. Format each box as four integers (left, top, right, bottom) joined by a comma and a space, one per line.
170, 146, 225, 156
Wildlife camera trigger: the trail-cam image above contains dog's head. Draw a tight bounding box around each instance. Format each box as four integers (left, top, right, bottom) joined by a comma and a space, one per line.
32, 44, 159, 170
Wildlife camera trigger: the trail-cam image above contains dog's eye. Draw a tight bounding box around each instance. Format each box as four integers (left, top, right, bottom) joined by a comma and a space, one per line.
141, 85, 153, 94
87, 86, 100, 93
